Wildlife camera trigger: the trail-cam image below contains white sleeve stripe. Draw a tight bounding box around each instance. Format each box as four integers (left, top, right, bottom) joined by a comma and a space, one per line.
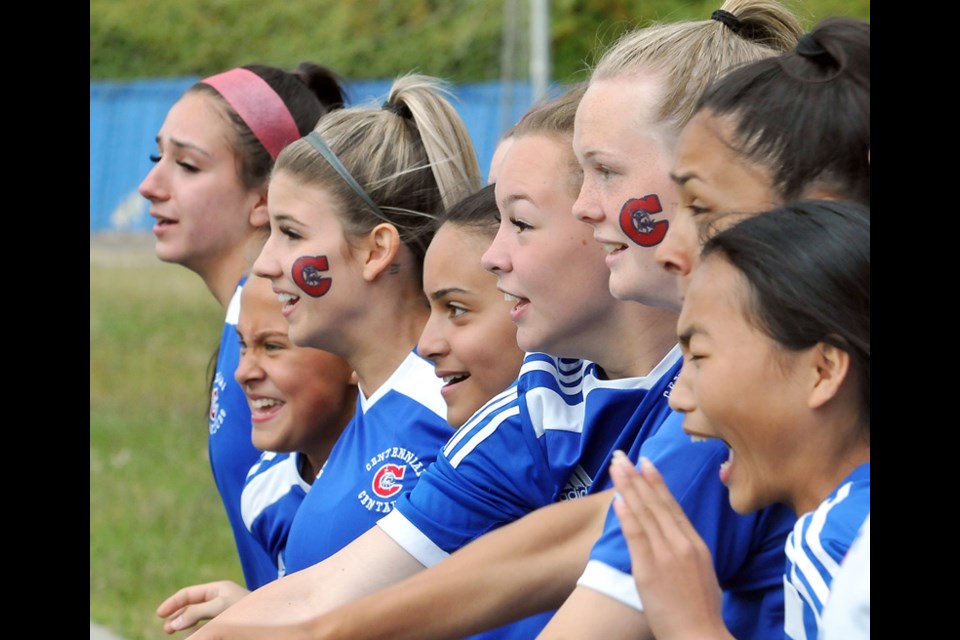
225, 283, 244, 325
792, 482, 852, 608
377, 509, 449, 567
443, 388, 518, 455
240, 455, 308, 530
449, 406, 521, 468
576, 559, 644, 611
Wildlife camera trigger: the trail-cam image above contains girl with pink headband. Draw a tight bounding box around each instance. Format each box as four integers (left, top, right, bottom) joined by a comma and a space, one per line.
138, 62, 347, 614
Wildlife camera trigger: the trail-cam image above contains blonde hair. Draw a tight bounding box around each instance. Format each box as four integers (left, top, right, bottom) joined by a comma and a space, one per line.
274, 73, 482, 270
510, 83, 588, 196
592, 0, 803, 139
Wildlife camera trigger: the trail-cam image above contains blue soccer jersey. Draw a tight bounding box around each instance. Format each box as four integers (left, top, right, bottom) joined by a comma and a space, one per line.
208, 277, 278, 589
577, 411, 798, 640
783, 462, 870, 640
282, 351, 451, 573
378, 348, 682, 568
379, 348, 682, 640
241, 451, 309, 579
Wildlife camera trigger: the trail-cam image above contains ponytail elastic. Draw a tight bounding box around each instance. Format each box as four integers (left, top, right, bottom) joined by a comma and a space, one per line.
795, 33, 829, 59
202, 68, 301, 160
711, 9, 742, 34
382, 100, 413, 120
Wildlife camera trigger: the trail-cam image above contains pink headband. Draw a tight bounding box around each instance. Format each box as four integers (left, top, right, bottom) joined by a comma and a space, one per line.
201, 68, 301, 159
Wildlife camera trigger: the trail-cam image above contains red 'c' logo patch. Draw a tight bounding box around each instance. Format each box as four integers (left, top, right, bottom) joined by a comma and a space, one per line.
619, 195, 667, 247
372, 464, 406, 498
292, 255, 332, 297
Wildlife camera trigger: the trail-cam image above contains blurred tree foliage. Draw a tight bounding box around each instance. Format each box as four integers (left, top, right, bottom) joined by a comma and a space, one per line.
90, 0, 869, 83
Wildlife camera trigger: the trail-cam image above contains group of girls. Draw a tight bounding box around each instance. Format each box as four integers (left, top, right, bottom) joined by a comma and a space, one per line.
138, 1, 869, 638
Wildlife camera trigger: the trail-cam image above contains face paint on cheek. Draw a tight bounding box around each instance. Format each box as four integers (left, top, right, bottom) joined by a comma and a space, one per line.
619, 194, 668, 247
292, 255, 332, 297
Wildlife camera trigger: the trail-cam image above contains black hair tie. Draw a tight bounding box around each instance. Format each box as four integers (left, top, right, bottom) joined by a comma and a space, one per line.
382, 100, 413, 120
795, 33, 829, 59
711, 9, 741, 34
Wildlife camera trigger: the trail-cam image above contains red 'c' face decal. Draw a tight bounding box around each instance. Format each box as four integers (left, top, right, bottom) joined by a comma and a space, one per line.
619, 195, 668, 247
292, 255, 332, 297
372, 464, 406, 498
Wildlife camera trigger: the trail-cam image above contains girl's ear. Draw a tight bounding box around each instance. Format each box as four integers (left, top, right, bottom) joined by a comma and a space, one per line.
249, 188, 269, 229
359, 223, 402, 282
807, 342, 851, 409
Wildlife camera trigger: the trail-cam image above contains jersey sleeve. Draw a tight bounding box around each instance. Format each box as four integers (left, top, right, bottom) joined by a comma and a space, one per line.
577, 412, 796, 640
379, 383, 560, 564
783, 466, 869, 640
240, 452, 309, 576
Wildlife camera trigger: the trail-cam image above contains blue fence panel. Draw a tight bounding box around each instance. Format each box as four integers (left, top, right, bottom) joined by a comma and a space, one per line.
90, 77, 543, 235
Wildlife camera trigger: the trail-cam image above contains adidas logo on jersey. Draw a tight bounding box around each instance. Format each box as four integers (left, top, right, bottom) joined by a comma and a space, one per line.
558, 465, 593, 501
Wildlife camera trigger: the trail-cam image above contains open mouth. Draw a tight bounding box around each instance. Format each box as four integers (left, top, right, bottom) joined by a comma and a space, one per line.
442, 373, 470, 386
601, 241, 627, 255
277, 291, 300, 314
151, 215, 177, 234
719, 445, 734, 484
503, 292, 530, 322
249, 396, 285, 423
688, 433, 734, 485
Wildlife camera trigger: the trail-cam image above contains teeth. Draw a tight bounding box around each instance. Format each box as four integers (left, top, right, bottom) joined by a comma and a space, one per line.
277, 293, 299, 304
504, 293, 520, 303
251, 398, 280, 409
601, 243, 625, 254
442, 374, 468, 384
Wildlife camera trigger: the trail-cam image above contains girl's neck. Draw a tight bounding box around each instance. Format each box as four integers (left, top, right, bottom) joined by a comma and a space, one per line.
790, 433, 869, 516
594, 303, 680, 380
198, 235, 266, 309
347, 302, 429, 399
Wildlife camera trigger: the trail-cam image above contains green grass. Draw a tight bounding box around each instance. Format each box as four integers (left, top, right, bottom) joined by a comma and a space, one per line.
91, 238, 244, 639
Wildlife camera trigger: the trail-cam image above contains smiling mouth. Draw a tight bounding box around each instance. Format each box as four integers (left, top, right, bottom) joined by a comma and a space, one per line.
249, 397, 285, 420
600, 241, 627, 254
277, 291, 301, 310
503, 292, 530, 306
442, 373, 469, 386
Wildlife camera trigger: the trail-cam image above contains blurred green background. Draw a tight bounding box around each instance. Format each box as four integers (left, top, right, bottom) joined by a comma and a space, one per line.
91, 0, 869, 83
90, 2, 870, 638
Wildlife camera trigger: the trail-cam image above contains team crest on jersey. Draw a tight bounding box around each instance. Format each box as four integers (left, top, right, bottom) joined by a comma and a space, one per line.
371, 463, 406, 498
209, 371, 227, 435
356, 446, 428, 513
619, 194, 667, 247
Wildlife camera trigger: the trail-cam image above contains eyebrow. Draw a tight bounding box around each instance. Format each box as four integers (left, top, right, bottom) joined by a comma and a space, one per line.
499, 192, 533, 209
677, 324, 701, 349
155, 135, 213, 158
270, 213, 301, 225
669, 171, 694, 187
235, 326, 288, 343
429, 286, 470, 301
253, 329, 288, 342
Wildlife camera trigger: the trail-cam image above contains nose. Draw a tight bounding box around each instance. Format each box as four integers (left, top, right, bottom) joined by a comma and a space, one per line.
417, 311, 449, 363
480, 223, 511, 274
572, 180, 601, 225
138, 161, 167, 202
234, 344, 264, 387
667, 359, 696, 415
252, 232, 282, 279
654, 220, 695, 278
